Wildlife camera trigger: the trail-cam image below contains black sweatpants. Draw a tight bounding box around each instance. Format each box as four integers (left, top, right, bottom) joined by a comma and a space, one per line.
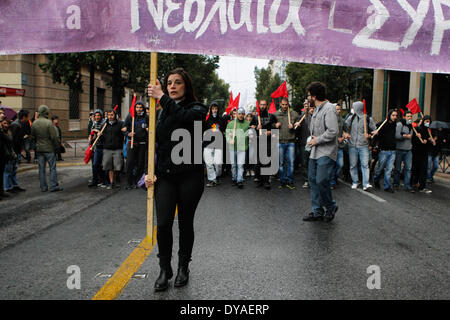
126, 143, 147, 185
411, 151, 428, 190
154, 169, 204, 260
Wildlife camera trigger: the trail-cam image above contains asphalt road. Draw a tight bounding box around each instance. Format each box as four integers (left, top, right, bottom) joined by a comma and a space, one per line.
0, 167, 448, 300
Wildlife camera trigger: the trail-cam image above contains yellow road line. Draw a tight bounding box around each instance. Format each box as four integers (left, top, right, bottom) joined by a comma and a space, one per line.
92, 226, 157, 300
92, 208, 178, 300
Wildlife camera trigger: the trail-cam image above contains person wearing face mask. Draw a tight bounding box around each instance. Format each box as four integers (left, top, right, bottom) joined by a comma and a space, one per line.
411, 115, 433, 194
123, 101, 149, 189
203, 102, 226, 187
345, 101, 377, 191
146, 68, 208, 292
372, 109, 398, 193
393, 111, 414, 192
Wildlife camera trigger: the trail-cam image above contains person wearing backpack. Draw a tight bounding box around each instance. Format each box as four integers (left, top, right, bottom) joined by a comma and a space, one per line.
345, 101, 377, 191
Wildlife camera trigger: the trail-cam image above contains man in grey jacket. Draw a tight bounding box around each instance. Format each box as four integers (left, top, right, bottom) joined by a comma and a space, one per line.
393, 110, 414, 192
345, 101, 377, 191
303, 82, 339, 222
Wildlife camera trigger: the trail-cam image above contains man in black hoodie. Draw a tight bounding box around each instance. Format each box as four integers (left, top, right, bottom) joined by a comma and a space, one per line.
100, 109, 126, 190
411, 115, 433, 193
203, 101, 226, 187
372, 109, 398, 193
123, 101, 149, 189
250, 100, 278, 189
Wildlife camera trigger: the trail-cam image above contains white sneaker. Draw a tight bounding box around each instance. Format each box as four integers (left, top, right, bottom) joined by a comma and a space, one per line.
363, 184, 372, 191
351, 183, 359, 189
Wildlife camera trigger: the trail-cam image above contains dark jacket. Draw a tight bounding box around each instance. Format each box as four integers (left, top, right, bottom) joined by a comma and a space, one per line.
412, 123, 429, 153
376, 120, 397, 151
100, 120, 125, 150
250, 109, 278, 133
124, 102, 149, 144
156, 94, 208, 176
0, 128, 14, 161
10, 119, 24, 154
204, 106, 226, 149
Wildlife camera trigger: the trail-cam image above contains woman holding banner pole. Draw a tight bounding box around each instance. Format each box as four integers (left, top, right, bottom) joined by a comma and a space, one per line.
146, 68, 208, 292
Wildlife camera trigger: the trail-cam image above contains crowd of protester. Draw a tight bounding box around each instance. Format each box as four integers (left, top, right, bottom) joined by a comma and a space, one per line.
1, 88, 449, 202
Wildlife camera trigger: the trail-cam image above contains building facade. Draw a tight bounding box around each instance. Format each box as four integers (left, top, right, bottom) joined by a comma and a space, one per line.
0, 54, 134, 139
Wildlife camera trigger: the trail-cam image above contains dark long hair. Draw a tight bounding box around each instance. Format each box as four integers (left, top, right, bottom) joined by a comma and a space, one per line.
163, 68, 197, 103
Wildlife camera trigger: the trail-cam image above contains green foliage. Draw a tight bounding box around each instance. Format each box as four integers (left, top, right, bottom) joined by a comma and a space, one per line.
286, 63, 373, 110
254, 66, 282, 103
39, 52, 226, 108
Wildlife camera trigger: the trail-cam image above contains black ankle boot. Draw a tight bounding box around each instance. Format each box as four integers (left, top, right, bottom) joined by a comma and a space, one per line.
154, 255, 173, 292
174, 255, 191, 288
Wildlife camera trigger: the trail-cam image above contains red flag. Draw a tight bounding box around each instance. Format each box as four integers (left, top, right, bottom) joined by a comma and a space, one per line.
406, 98, 421, 115
400, 108, 405, 117
412, 122, 418, 128
363, 99, 367, 115
205, 113, 210, 121
129, 94, 136, 118
271, 81, 288, 99
256, 100, 260, 115
233, 93, 240, 109
269, 99, 277, 114
225, 91, 234, 114
113, 105, 118, 112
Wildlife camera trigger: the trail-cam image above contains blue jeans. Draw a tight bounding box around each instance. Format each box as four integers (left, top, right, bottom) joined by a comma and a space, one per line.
229, 150, 246, 183
349, 146, 370, 187
37, 152, 59, 191
308, 156, 337, 215
374, 150, 396, 190
331, 148, 344, 186
394, 150, 412, 190
92, 148, 106, 184
279, 142, 295, 184
427, 155, 439, 181
3, 158, 19, 191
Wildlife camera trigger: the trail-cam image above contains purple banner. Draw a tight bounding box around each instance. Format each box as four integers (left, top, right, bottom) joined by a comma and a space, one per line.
1, 0, 449, 73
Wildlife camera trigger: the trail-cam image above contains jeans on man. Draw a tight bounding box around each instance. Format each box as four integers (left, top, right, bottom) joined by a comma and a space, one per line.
3, 158, 19, 191
349, 146, 370, 187
374, 150, 396, 190
393, 149, 412, 190
427, 154, 439, 181
37, 152, 59, 191
92, 148, 105, 184
308, 156, 337, 215
204, 148, 223, 182
331, 148, 344, 186
229, 150, 246, 183
279, 142, 295, 184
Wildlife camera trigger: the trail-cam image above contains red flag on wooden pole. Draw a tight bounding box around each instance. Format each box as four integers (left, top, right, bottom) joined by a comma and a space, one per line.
269, 99, 277, 114
271, 81, 288, 99
406, 98, 421, 115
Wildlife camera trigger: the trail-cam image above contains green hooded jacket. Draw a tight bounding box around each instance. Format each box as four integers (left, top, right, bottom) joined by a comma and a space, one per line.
30, 105, 59, 153
226, 119, 250, 151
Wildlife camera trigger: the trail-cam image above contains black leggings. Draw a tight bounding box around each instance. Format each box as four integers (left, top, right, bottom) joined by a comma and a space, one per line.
126, 143, 147, 185
411, 151, 428, 190
155, 169, 204, 260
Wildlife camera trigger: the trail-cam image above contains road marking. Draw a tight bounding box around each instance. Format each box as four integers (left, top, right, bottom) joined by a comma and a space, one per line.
340, 181, 387, 203
92, 208, 178, 300
92, 226, 157, 300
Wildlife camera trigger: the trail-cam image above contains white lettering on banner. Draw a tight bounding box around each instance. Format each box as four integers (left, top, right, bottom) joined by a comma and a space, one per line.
353, 0, 400, 51
66, 5, 81, 30
128, 0, 447, 57
269, 0, 305, 35
184, 0, 206, 32
328, 1, 353, 34
196, 0, 228, 38
432, 0, 450, 55
164, 0, 183, 34
257, 0, 269, 33
398, 0, 431, 49
228, 0, 253, 32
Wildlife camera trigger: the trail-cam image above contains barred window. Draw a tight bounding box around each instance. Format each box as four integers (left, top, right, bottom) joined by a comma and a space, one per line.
69, 88, 80, 120
97, 88, 105, 111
